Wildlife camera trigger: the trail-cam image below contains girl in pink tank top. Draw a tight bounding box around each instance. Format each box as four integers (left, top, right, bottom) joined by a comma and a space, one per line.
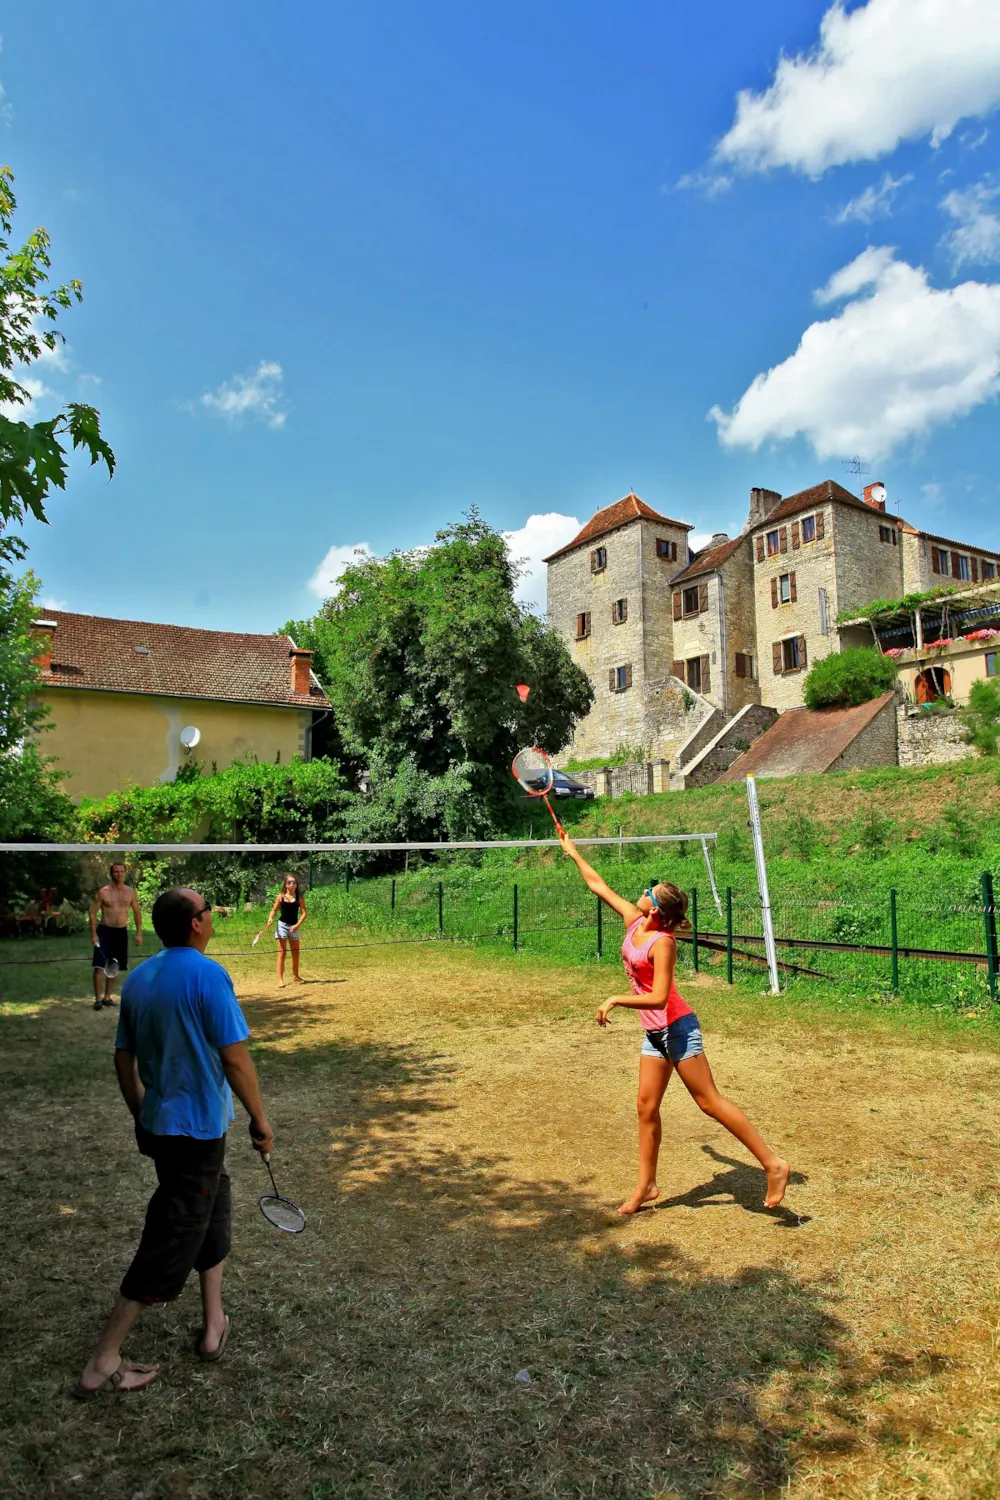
560, 832, 790, 1218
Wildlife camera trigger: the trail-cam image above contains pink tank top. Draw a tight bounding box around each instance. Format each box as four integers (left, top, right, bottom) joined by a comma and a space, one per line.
621, 917, 694, 1031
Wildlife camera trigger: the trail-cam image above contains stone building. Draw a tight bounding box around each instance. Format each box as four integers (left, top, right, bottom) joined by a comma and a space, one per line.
668, 533, 760, 715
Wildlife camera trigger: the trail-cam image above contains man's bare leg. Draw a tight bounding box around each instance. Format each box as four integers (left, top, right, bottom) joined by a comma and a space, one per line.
197, 1260, 228, 1355
77, 1295, 159, 1392
102, 974, 118, 1006
92, 967, 104, 1008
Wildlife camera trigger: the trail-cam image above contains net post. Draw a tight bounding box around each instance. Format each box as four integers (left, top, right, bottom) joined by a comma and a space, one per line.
691, 888, 699, 972
889, 887, 899, 993
596, 895, 603, 959
725, 887, 733, 986
513, 884, 519, 952
982, 872, 998, 1001
746, 776, 780, 995
344, 871, 350, 895
391, 878, 396, 915
438, 880, 444, 935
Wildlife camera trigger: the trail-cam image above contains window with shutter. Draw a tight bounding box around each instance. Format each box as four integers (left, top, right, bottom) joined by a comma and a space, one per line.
771, 577, 778, 609
779, 526, 788, 553
972, 557, 979, 583
789, 570, 797, 603
958, 555, 971, 581
685, 657, 702, 693
576, 612, 591, 639
781, 637, 801, 672
591, 547, 607, 573
778, 573, 791, 604
700, 655, 711, 695
772, 641, 783, 675
697, 580, 709, 613
672, 591, 682, 621
755, 535, 765, 563
612, 598, 628, 624
983, 561, 996, 580
734, 651, 747, 678
801, 514, 816, 543
766, 529, 780, 556
672, 659, 684, 680
656, 538, 677, 561
815, 511, 825, 540
682, 586, 699, 617
952, 551, 962, 580
791, 520, 800, 549
624, 663, 632, 689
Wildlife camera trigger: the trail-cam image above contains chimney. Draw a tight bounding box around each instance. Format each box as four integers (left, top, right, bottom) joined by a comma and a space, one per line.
744, 487, 782, 533
31, 618, 58, 674
289, 646, 313, 696
710, 532, 729, 548
863, 481, 887, 512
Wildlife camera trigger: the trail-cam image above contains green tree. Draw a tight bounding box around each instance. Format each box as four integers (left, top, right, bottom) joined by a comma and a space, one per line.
959, 679, 1000, 757
0, 166, 115, 566
288, 511, 594, 838
803, 647, 899, 710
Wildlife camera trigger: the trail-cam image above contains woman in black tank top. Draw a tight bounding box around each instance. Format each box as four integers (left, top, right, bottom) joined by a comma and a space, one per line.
260, 873, 307, 988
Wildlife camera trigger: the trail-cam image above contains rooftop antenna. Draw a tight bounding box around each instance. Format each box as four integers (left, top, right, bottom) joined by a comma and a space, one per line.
842, 455, 871, 479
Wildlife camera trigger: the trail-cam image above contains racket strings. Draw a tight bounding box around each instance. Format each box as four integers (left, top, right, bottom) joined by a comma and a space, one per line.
512, 747, 554, 796
260, 1194, 306, 1232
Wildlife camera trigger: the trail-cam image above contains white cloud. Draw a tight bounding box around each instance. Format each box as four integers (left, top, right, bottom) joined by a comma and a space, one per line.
832, 172, 913, 224
42, 596, 69, 611
709, 248, 1000, 458
503, 512, 581, 615
716, 0, 1000, 178
675, 169, 733, 198
941, 179, 1000, 267
0, 375, 54, 420
201, 360, 286, 429
308, 542, 373, 598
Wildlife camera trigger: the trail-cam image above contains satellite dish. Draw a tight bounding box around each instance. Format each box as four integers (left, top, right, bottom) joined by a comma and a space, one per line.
180, 725, 201, 751
870, 483, 887, 505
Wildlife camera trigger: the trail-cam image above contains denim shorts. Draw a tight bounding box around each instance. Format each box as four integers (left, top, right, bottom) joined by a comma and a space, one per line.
276, 921, 299, 941
641, 1011, 704, 1063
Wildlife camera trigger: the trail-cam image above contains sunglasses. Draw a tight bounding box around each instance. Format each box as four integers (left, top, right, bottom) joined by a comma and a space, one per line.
195, 903, 213, 918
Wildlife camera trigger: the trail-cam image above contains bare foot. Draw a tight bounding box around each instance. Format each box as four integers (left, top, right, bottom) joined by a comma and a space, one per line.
75, 1358, 160, 1396
617, 1185, 659, 1216
765, 1158, 791, 1209
293, 976, 305, 984
278, 982, 286, 989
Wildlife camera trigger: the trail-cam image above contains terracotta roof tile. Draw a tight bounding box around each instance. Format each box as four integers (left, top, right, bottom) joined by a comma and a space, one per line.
543, 492, 692, 564
749, 479, 869, 529
717, 692, 896, 781
670, 534, 748, 584
35, 611, 329, 710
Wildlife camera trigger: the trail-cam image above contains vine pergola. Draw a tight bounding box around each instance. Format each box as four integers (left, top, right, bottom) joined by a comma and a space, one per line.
837, 581, 1000, 656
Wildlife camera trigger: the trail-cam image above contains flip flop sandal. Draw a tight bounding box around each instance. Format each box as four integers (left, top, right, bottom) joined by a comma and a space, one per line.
72, 1360, 159, 1400
194, 1315, 231, 1363
92, 1001, 103, 1012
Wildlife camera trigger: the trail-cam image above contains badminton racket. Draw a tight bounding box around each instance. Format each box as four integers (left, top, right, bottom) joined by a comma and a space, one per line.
96, 946, 119, 980
259, 1153, 306, 1234
511, 747, 565, 836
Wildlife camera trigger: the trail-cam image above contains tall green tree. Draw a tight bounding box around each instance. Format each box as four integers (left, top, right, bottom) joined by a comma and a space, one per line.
286, 511, 593, 838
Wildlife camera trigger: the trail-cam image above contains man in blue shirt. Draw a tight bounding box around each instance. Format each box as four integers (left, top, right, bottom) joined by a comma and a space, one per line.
74, 887, 274, 1398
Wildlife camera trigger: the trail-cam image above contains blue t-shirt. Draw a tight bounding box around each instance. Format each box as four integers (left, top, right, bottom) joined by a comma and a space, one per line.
115, 947, 251, 1140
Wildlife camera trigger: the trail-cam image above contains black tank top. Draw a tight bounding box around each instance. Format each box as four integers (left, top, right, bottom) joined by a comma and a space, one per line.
279, 897, 299, 924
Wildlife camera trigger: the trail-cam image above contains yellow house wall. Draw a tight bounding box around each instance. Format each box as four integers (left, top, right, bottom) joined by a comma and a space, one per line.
896, 643, 999, 707
35, 688, 313, 801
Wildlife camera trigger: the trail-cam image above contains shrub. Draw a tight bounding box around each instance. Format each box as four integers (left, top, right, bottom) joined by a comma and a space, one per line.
803, 647, 899, 710
959, 679, 1000, 756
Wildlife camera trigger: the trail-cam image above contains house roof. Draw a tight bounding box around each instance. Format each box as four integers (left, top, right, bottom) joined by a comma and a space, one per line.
543, 492, 693, 564
749, 479, 880, 530
34, 611, 329, 710
717, 692, 896, 781
900, 521, 1000, 562
670, 534, 747, 585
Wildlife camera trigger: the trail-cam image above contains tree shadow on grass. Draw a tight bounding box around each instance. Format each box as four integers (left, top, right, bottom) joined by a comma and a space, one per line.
1, 995, 951, 1500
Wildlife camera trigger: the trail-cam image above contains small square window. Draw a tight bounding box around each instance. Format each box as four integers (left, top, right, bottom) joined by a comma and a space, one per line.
801, 515, 816, 543
782, 637, 800, 672
766, 529, 780, 556
779, 572, 791, 604
612, 598, 627, 624
576, 612, 591, 639
682, 586, 699, 617
591, 546, 607, 572
983, 561, 996, 580
958, 554, 971, 581
987, 652, 998, 678
615, 665, 629, 691
879, 524, 892, 544
656, 538, 677, 561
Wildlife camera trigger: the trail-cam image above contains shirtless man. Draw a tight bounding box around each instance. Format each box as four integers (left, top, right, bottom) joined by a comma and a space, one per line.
89, 864, 143, 1011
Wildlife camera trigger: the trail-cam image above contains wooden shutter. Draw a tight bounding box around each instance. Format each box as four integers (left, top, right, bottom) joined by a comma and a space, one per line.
611, 602, 617, 625
772, 641, 783, 675
771, 577, 778, 609
671, 541, 677, 561
698, 581, 709, 613
791, 520, 800, 549
672, 659, 684, 680
608, 668, 616, 692
972, 557, 979, 583
621, 598, 628, 622
585, 612, 591, 636
591, 549, 599, 572
735, 651, 747, 678
930, 547, 939, 574
797, 635, 807, 670
952, 551, 961, 579
624, 663, 632, 689
815, 510, 825, 540
755, 535, 765, 563
779, 526, 788, 553
789, 570, 797, 602
672, 591, 682, 621
700, 656, 710, 695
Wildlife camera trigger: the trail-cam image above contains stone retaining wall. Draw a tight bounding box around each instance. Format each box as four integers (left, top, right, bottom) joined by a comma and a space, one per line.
896, 706, 974, 767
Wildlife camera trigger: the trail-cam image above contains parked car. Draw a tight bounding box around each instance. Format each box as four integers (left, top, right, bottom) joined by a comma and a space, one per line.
550, 769, 595, 800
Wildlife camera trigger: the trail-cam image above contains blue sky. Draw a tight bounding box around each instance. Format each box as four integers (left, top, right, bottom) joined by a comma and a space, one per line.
5, 0, 1000, 628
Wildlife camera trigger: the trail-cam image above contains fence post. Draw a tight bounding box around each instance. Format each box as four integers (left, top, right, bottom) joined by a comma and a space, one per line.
513, 884, 519, 952
889, 888, 899, 993
391, 878, 396, 915
344, 871, 350, 895
597, 896, 603, 959
982, 872, 998, 1001
725, 887, 733, 986
691, 888, 699, 973
438, 880, 444, 935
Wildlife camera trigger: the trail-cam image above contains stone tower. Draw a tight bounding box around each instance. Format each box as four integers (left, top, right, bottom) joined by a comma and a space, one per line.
544, 492, 695, 762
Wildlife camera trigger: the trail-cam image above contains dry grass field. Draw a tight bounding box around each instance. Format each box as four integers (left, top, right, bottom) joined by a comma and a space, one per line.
2, 942, 1000, 1499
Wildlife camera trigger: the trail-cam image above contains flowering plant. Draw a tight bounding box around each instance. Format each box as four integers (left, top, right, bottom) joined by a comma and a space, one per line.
964, 628, 1000, 642
884, 647, 908, 658
923, 638, 954, 649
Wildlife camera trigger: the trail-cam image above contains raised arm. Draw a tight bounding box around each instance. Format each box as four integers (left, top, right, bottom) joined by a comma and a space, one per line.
558, 832, 642, 925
